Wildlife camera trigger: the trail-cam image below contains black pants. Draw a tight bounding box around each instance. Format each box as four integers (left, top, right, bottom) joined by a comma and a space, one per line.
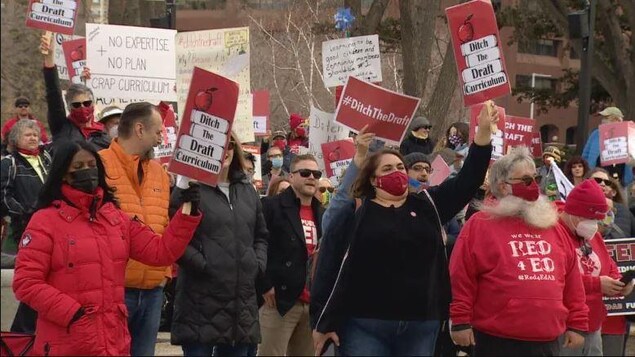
10, 302, 37, 334
474, 330, 560, 357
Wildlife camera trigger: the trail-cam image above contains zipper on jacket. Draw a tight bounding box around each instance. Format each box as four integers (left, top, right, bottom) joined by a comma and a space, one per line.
44, 343, 50, 356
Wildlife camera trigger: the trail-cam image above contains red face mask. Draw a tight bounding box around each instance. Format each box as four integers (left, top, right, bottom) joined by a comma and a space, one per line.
295, 127, 306, 138
510, 180, 540, 202
69, 106, 94, 126
18, 147, 40, 156
273, 139, 286, 151
376, 171, 409, 196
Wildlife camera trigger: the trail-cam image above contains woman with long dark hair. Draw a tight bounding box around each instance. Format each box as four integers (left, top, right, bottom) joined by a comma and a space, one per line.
563, 156, 590, 186
170, 132, 269, 356
12, 140, 201, 356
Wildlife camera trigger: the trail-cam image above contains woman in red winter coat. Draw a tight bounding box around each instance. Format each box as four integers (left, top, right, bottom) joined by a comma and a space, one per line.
12, 140, 202, 356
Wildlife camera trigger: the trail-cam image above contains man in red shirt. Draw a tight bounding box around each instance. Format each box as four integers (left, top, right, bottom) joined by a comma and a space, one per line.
2, 97, 49, 146
450, 147, 588, 356
260, 154, 324, 356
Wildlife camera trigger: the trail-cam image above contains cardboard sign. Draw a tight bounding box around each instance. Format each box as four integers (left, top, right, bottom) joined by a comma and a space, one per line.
429, 155, 452, 187
86, 23, 177, 101
154, 101, 178, 164
176, 28, 253, 142
504, 116, 534, 153
167, 67, 239, 187
309, 106, 350, 172
54, 33, 82, 80
599, 121, 635, 166
469, 103, 506, 161
322, 35, 382, 88
61, 38, 86, 84
605, 238, 635, 316
26, 0, 79, 35
531, 131, 543, 158
252, 90, 269, 137
321, 139, 355, 179
242, 145, 263, 191
335, 77, 421, 144
446, 0, 511, 107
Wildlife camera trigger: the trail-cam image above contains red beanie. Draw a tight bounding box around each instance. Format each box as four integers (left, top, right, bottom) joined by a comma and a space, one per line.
564, 179, 609, 220
289, 113, 304, 130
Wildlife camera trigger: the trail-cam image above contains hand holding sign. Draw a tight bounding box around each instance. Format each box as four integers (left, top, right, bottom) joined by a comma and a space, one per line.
474, 100, 500, 146
353, 125, 375, 167
41, 32, 55, 67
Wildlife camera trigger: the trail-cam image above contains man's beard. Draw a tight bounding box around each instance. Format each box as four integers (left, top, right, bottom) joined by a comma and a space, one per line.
479, 195, 558, 229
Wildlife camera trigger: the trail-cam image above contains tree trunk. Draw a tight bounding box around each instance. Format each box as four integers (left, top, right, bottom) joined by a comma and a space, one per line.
108, 0, 141, 26
424, 43, 458, 128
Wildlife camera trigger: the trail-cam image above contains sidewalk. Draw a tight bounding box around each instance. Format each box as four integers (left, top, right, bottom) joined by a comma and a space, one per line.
155, 332, 181, 356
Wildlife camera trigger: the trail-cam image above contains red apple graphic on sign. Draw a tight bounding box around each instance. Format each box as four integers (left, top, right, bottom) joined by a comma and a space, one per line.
328, 147, 341, 162
71, 46, 84, 61
458, 14, 474, 43
194, 87, 218, 112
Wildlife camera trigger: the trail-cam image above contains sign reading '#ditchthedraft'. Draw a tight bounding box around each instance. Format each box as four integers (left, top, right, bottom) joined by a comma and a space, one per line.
446, 0, 511, 107
26, 0, 79, 35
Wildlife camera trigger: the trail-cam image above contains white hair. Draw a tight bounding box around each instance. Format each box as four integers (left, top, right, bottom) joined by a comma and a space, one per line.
480, 195, 559, 229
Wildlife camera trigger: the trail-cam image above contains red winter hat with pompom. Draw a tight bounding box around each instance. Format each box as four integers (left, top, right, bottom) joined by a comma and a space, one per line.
564, 179, 609, 220
289, 113, 305, 130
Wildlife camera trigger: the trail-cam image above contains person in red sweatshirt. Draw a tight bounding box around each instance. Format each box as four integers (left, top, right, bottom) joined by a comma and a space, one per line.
556, 179, 634, 356
286, 113, 308, 154
449, 147, 588, 356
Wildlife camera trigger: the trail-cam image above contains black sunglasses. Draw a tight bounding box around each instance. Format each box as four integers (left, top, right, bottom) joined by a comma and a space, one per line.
592, 177, 612, 186
292, 169, 322, 179
319, 186, 334, 193
16, 104, 29, 109
506, 175, 542, 186
71, 100, 93, 109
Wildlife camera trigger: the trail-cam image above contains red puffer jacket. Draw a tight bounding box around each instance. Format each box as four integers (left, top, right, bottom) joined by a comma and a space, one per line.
13, 185, 201, 356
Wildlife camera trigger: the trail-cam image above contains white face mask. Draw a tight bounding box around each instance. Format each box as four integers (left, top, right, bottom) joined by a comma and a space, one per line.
108, 125, 119, 138
576, 219, 598, 240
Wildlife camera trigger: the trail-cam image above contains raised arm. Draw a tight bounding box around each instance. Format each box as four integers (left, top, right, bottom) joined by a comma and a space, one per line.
40, 34, 68, 138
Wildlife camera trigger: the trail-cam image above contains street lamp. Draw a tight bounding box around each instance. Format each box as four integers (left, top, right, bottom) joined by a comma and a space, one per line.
529, 73, 552, 119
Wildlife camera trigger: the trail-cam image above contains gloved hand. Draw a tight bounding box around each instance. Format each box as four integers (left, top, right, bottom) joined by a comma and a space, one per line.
180, 182, 201, 214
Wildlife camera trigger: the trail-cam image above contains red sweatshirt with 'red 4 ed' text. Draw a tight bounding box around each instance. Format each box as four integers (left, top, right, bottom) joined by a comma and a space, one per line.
449, 212, 589, 341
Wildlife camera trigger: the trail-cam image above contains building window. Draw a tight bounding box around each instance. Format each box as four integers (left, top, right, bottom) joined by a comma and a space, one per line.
540, 124, 560, 144
566, 126, 577, 145
519, 39, 560, 57
515, 75, 557, 91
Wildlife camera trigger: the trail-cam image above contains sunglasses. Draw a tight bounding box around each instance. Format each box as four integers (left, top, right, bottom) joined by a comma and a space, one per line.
319, 186, 334, 193
70, 100, 93, 109
422, 125, 432, 130
292, 169, 322, 179
227, 141, 236, 150
506, 175, 542, 186
16, 104, 29, 109
592, 177, 612, 186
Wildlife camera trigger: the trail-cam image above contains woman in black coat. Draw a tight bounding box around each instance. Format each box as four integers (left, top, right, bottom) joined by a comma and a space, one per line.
170, 132, 268, 356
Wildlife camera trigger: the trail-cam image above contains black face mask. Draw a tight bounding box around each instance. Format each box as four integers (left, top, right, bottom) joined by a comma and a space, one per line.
69, 167, 99, 194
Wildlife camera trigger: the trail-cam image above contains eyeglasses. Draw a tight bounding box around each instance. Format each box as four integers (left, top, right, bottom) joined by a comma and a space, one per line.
506, 175, 542, 186
319, 186, 334, 193
292, 169, 322, 179
411, 165, 433, 173
592, 177, 611, 186
16, 104, 29, 109
70, 100, 93, 109
227, 141, 236, 150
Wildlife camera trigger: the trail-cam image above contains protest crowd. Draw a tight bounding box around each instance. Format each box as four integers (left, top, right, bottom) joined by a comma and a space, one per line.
2, 2, 635, 357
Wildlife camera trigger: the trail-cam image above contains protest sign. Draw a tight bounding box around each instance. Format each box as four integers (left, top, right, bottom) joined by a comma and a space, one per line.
154, 101, 178, 164
54, 33, 82, 80
446, 0, 511, 107
335, 77, 420, 144
252, 90, 269, 137
242, 145, 263, 191
167, 67, 239, 187
86, 23, 177, 102
176, 28, 253, 142
599, 121, 635, 166
605, 238, 635, 316
429, 155, 452, 187
26, 0, 79, 35
469, 103, 506, 161
531, 131, 543, 158
61, 38, 86, 84
321, 139, 355, 179
309, 106, 350, 172
322, 34, 382, 88
504, 116, 534, 153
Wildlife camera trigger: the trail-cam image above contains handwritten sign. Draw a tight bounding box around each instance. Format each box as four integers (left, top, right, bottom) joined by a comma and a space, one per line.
176, 28, 253, 143
599, 121, 635, 166
86, 23, 177, 101
168, 67, 239, 187
242, 145, 263, 191
322, 35, 382, 88
605, 238, 635, 316
61, 38, 86, 84
335, 77, 420, 145
446, 0, 511, 106
321, 139, 355, 179
26, 0, 79, 35
252, 90, 269, 137
309, 106, 349, 172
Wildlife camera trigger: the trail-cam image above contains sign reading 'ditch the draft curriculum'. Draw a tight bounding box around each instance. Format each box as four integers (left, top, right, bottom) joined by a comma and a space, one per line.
86, 23, 177, 101
26, 0, 79, 35
605, 238, 635, 316
321, 139, 355, 179
599, 121, 635, 166
322, 35, 382, 88
62, 38, 86, 84
154, 102, 178, 165
168, 67, 239, 187
504, 116, 535, 153
335, 77, 420, 145
446, 0, 511, 107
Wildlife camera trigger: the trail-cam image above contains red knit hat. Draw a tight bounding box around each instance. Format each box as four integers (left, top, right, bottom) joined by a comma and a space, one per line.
289, 113, 305, 130
564, 179, 609, 220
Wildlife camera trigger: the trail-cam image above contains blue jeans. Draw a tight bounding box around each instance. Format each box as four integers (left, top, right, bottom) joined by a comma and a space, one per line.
338, 318, 440, 356
182, 343, 251, 356
125, 286, 164, 356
